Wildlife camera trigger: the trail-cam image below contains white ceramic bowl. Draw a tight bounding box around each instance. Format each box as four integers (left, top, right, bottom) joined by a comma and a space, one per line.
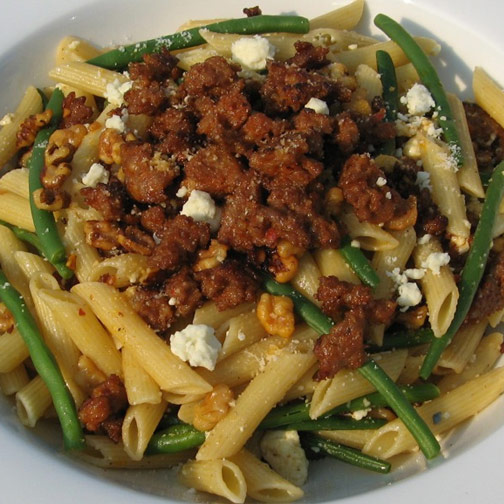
1, 1, 503, 502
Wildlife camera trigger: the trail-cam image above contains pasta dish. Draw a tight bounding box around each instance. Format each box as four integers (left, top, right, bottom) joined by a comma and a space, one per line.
1, 0, 504, 501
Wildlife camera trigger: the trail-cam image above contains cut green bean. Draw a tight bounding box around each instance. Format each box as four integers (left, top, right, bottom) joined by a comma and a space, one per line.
339, 236, 380, 289
146, 423, 205, 455
260, 384, 439, 429
0, 270, 84, 450
302, 433, 391, 473
374, 14, 463, 166
376, 50, 399, 156
420, 161, 504, 379
0, 220, 73, 280
262, 275, 334, 335
88, 15, 310, 70
367, 327, 434, 353
28, 88, 72, 275
262, 274, 440, 459
284, 416, 386, 431
359, 359, 440, 459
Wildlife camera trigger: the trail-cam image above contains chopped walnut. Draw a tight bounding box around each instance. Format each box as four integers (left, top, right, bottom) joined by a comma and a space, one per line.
99, 129, 124, 165
257, 293, 295, 339
192, 384, 234, 431
193, 239, 229, 272
16, 109, 53, 149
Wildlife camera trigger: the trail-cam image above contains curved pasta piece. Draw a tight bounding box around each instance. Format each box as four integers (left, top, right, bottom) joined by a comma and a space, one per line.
363, 367, 504, 459
178, 459, 247, 504
122, 401, 167, 461
72, 282, 212, 395
413, 238, 459, 338
341, 212, 399, 251
309, 350, 408, 419
230, 449, 304, 503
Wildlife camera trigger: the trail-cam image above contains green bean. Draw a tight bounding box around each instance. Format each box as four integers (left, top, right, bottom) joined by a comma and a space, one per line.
28, 88, 72, 275
262, 275, 333, 335
88, 15, 310, 70
376, 50, 399, 156
0, 270, 84, 450
480, 171, 492, 187
0, 220, 73, 280
374, 14, 463, 166
302, 433, 391, 473
260, 384, 439, 429
146, 423, 205, 455
367, 327, 434, 353
262, 275, 440, 459
359, 359, 440, 459
420, 161, 504, 379
339, 236, 380, 289
284, 416, 386, 431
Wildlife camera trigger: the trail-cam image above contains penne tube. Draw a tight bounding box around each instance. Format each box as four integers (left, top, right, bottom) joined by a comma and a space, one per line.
0, 364, 29, 395
48, 62, 129, 99
416, 134, 470, 252
61, 207, 101, 283
193, 301, 255, 328
314, 248, 360, 284
122, 401, 167, 461
363, 367, 504, 459
397, 354, 425, 385
355, 64, 383, 102
88, 253, 152, 287
218, 310, 267, 362
283, 363, 318, 402
38, 289, 123, 378
309, 350, 408, 419
122, 346, 162, 405
196, 339, 317, 461
79, 435, 194, 469
437, 332, 503, 393
15, 251, 54, 278
54, 36, 102, 65
290, 252, 321, 305
0, 329, 29, 373
473, 66, 504, 129
334, 37, 440, 73
0, 192, 35, 232
317, 429, 375, 450
0, 168, 29, 199
0, 86, 43, 169
413, 238, 459, 338
340, 211, 399, 251
310, 0, 364, 30
229, 449, 304, 503
72, 282, 212, 395
434, 320, 487, 375
15, 375, 52, 427
447, 93, 484, 198
178, 459, 247, 504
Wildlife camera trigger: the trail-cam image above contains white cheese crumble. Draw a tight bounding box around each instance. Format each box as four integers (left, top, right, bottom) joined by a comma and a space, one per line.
105, 111, 127, 133
416, 171, 432, 191
421, 252, 451, 275
397, 282, 423, 311
351, 409, 370, 420
176, 185, 188, 198
170, 324, 221, 370
260, 430, 309, 486
237, 331, 246, 342
418, 234, 432, 245
181, 190, 221, 232
104, 79, 133, 107
0, 113, 14, 126
68, 40, 80, 50
231, 35, 276, 71
376, 176, 387, 187
304, 97, 329, 115
81, 163, 109, 187
168, 297, 177, 306
350, 239, 361, 248
400, 83, 435, 116
347, 43, 358, 50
